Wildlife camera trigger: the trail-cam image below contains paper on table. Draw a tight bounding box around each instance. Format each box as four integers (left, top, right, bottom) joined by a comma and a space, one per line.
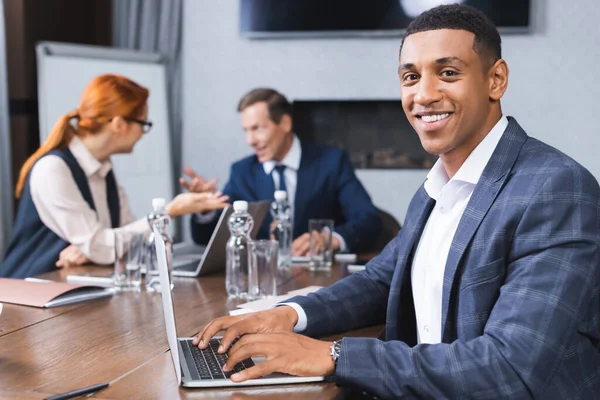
229, 308, 256, 316
334, 253, 357, 262
291, 256, 310, 263
229, 286, 323, 315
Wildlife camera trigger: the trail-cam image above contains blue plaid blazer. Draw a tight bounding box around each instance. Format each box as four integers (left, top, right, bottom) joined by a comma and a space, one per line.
290, 118, 600, 399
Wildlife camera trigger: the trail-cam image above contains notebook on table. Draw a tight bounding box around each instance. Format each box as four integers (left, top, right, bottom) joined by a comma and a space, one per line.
0, 278, 114, 308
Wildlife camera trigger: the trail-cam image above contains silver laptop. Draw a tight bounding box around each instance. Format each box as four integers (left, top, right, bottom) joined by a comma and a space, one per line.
172, 201, 271, 277
153, 226, 324, 388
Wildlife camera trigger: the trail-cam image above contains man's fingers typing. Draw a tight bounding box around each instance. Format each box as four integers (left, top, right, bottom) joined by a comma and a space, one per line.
195, 316, 238, 349
230, 360, 275, 382
224, 339, 266, 372
218, 324, 242, 354
194, 319, 218, 348
218, 316, 262, 353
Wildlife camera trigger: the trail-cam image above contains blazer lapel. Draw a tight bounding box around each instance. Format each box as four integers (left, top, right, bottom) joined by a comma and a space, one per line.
254, 162, 275, 201
440, 117, 528, 341
386, 186, 435, 342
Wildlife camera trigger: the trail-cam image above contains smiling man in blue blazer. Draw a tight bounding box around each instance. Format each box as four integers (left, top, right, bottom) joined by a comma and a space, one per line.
184, 88, 381, 255
193, 5, 600, 399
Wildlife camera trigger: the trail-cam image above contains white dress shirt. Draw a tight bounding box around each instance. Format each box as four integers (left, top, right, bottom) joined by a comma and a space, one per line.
412, 116, 508, 344
287, 116, 509, 334
29, 136, 148, 264
262, 135, 302, 213
197, 135, 347, 251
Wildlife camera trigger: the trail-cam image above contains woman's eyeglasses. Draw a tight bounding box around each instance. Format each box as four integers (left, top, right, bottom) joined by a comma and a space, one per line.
107, 117, 153, 133
124, 117, 153, 134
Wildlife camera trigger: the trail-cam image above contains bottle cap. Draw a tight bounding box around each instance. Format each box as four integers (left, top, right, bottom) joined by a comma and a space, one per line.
233, 200, 248, 212
152, 198, 166, 210
274, 190, 287, 201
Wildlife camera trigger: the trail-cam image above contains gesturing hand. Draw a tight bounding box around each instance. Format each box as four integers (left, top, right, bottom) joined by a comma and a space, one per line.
166, 192, 229, 217
192, 307, 299, 353
179, 167, 217, 193
223, 331, 335, 382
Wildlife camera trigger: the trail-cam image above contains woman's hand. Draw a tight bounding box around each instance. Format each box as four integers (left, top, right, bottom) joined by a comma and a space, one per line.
56, 245, 89, 268
165, 192, 229, 217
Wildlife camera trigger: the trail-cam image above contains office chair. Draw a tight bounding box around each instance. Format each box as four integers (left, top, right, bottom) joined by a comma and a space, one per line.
372, 208, 401, 252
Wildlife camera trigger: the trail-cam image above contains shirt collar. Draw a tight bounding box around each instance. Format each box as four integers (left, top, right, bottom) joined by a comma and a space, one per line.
263, 134, 302, 175
424, 115, 509, 200
68, 136, 113, 178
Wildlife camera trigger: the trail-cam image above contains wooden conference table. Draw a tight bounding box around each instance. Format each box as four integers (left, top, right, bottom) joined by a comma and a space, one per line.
0, 262, 381, 400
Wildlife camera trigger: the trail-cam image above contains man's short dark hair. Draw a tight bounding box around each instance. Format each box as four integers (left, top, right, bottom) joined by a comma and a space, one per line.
400, 4, 502, 68
237, 88, 292, 124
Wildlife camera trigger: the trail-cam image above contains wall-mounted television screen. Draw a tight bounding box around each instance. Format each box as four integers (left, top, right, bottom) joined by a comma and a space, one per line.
240, 0, 531, 38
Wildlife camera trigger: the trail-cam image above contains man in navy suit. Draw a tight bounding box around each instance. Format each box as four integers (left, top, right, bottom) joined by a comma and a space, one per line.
192, 4, 600, 399
183, 88, 381, 255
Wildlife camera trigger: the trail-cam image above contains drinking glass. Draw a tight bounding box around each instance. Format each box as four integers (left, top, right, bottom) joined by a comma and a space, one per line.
308, 219, 334, 271
248, 240, 279, 300
113, 230, 143, 291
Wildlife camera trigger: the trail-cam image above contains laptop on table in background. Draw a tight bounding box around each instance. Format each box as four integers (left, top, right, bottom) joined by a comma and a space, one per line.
172, 200, 271, 277
153, 226, 324, 387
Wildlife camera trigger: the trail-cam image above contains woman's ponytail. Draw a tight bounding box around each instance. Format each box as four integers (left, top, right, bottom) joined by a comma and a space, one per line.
15, 110, 79, 198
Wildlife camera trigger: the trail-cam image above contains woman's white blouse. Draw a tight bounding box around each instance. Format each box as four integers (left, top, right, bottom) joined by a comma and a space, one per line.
29, 136, 148, 264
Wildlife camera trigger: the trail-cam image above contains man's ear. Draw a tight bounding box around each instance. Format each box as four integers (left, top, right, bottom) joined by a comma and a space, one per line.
279, 114, 292, 133
489, 58, 509, 102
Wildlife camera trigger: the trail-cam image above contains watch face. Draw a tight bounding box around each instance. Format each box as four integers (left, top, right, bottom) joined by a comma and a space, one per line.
334, 340, 342, 361
330, 340, 341, 363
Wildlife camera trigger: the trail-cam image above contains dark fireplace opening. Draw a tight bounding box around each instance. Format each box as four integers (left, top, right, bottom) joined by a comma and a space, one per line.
292, 100, 436, 169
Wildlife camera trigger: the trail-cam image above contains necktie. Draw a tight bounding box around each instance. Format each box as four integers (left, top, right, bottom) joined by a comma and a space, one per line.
273, 165, 287, 194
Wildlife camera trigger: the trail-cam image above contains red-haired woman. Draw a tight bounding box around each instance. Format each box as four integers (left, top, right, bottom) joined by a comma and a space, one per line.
1, 74, 228, 278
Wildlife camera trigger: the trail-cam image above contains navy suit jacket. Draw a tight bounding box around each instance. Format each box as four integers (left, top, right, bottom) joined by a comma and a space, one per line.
289, 118, 600, 399
191, 143, 381, 253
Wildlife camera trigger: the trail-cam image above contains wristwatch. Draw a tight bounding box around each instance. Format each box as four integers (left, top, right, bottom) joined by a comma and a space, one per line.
330, 339, 342, 370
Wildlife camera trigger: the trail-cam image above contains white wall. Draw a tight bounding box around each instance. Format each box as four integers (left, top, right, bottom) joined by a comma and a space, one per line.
181, 0, 600, 229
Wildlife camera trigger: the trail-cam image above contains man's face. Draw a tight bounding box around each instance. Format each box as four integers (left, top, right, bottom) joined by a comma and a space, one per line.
399, 29, 496, 162
241, 102, 292, 163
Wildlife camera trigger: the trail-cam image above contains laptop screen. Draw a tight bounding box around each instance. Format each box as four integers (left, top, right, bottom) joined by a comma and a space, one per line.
154, 226, 182, 385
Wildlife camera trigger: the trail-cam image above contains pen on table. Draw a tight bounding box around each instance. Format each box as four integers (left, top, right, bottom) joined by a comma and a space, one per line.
43, 382, 109, 400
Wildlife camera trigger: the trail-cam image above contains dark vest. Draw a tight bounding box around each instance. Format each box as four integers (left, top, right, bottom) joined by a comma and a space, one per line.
0, 148, 120, 278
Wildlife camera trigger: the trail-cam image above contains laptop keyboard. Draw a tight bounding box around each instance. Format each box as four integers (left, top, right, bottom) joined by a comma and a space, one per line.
183, 338, 255, 380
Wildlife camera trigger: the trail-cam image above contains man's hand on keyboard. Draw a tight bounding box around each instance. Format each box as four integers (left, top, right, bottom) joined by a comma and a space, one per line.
192, 307, 298, 353
222, 331, 335, 381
